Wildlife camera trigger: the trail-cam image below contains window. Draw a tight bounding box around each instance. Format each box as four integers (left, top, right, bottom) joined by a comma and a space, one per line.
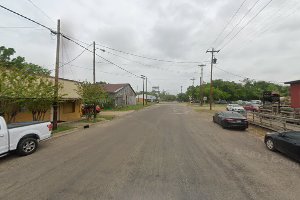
63, 102, 76, 114
285, 132, 300, 140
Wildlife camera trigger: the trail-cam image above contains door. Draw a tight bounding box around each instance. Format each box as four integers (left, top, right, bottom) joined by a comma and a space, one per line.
276, 134, 292, 154
282, 133, 300, 161
0, 124, 9, 154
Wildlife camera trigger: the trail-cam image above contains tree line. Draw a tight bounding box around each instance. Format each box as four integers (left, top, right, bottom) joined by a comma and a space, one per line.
177, 79, 289, 102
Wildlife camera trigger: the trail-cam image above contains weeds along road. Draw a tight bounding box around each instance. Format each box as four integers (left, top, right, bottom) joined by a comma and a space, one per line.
0, 103, 299, 200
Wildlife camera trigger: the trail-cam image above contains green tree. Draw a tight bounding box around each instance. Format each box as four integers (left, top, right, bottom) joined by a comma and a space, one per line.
160, 90, 176, 102
76, 82, 107, 120
0, 68, 60, 122
0, 46, 50, 75
26, 78, 62, 121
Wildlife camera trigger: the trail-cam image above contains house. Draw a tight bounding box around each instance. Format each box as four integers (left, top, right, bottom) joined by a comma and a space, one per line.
101, 83, 136, 106
284, 80, 300, 108
15, 78, 82, 122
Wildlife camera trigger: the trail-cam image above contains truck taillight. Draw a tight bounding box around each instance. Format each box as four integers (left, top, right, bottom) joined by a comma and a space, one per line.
47, 124, 53, 131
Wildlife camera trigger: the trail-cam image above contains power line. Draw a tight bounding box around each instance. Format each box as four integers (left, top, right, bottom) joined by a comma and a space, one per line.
217, 0, 262, 48
62, 34, 140, 78
0, 4, 56, 34
25, 0, 54, 23
220, 0, 274, 50
225, 1, 300, 54
60, 43, 93, 68
96, 43, 202, 64
214, 65, 282, 84
214, 66, 248, 79
0, 26, 40, 29
0, 4, 141, 80
211, 0, 248, 46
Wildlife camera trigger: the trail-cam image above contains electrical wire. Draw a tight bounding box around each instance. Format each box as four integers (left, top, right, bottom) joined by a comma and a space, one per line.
0, 4, 56, 34
220, 0, 274, 50
217, 0, 262, 48
226, 1, 300, 54
211, 0, 248, 47
61, 34, 141, 78
0, 26, 40, 28
25, 0, 54, 23
60, 43, 93, 68
96, 43, 202, 64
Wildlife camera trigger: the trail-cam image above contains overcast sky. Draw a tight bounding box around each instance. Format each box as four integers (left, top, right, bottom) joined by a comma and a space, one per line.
1, 0, 300, 94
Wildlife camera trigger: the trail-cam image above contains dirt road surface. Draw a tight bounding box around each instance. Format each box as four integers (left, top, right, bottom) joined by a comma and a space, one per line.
0, 103, 299, 200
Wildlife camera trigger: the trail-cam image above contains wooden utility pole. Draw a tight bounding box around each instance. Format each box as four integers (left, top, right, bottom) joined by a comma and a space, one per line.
198, 64, 206, 106
53, 19, 60, 130
206, 48, 220, 110
181, 86, 183, 94
137, 86, 139, 102
142, 77, 145, 106
93, 41, 97, 120
93, 41, 96, 83
190, 78, 195, 86
145, 77, 148, 105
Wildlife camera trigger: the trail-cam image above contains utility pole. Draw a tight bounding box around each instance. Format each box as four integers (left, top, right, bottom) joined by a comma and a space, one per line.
181, 86, 183, 94
141, 75, 145, 106
190, 78, 195, 86
206, 48, 220, 110
145, 77, 148, 105
198, 64, 206, 106
137, 86, 139, 102
53, 19, 60, 130
93, 41, 96, 83
93, 41, 96, 120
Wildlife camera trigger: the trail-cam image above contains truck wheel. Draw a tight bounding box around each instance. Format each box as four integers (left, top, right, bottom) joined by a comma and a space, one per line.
17, 138, 38, 156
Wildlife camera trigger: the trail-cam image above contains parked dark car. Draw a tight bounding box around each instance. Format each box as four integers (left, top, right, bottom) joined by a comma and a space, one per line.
243, 103, 260, 112
213, 111, 248, 130
264, 131, 300, 162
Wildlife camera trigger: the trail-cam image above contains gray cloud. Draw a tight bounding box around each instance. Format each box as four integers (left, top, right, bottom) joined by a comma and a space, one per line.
1, 0, 299, 94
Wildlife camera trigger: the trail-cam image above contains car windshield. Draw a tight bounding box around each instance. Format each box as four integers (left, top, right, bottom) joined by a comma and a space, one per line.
224, 112, 244, 118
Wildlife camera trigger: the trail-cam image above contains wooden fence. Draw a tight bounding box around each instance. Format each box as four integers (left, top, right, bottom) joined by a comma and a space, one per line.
247, 111, 300, 132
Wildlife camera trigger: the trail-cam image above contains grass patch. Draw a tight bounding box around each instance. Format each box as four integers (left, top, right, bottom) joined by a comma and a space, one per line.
52, 125, 74, 134
98, 115, 116, 120
193, 104, 226, 114
78, 115, 116, 123
105, 103, 152, 111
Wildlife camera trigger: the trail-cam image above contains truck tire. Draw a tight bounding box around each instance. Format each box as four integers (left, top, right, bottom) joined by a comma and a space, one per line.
16, 138, 38, 156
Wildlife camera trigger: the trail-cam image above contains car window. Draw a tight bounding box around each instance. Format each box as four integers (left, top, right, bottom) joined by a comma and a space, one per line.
285, 132, 300, 140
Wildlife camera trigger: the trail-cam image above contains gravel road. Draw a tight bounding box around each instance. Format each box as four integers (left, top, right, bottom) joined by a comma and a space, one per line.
0, 103, 299, 200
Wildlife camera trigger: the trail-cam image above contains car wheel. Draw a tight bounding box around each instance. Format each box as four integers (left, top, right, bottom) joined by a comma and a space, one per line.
221, 121, 226, 129
265, 138, 276, 151
16, 138, 38, 156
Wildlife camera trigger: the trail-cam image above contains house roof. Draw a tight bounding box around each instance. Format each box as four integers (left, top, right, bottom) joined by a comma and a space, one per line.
100, 83, 136, 95
284, 80, 300, 84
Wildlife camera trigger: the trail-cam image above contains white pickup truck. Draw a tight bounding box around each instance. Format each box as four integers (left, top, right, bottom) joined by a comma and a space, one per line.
0, 116, 52, 156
